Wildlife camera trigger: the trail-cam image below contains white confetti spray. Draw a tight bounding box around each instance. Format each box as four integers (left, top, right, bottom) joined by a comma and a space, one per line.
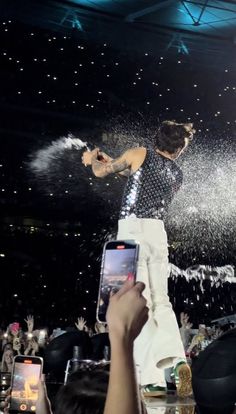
170, 264, 235, 285
30, 134, 89, 173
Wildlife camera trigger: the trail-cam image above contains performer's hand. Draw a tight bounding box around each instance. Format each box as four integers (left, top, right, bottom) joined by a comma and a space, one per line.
97, 151, 112, 163
82, 148, 99, 166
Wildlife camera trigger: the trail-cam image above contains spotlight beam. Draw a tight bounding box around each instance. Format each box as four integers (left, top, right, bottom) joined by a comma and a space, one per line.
184, 0, 236, 14
181, 1, 198, 25
125, 0, 176, 22
196, 0, 209, 25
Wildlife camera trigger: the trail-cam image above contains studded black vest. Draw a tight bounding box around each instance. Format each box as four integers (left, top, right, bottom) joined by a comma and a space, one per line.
119, 148, 183, 220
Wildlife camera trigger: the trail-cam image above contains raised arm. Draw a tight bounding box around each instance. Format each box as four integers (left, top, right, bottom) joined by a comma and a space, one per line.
96, 151, 131, 177
92, 151, 132, 178
104, 277, 148, 414
82, 148, 134, 178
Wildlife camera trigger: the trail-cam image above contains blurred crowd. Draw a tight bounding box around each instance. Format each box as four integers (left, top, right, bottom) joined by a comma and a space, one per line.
179, 312, 235, 360
0, 315, 110, 375
0, 305, 235, 414
1, 312, 235, 375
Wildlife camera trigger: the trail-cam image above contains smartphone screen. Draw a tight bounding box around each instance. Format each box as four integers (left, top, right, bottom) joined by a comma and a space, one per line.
97, 240, 139, 323
10, 356, 43, 413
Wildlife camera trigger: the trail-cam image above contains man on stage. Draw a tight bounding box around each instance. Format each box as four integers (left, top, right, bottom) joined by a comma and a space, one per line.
82, 120, 196, 398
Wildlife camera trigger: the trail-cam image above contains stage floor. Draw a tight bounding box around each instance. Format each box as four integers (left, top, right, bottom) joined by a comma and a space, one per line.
144, 393, 196, 413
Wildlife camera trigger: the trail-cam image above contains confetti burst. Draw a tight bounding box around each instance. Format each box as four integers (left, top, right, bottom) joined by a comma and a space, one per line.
28, 128, 236, 263
29, 134, 89, 173
170, 264, 235, 287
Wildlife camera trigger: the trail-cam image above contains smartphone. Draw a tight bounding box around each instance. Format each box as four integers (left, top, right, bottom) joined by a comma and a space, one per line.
97, 240, 139, 323
9, 355, 43, 413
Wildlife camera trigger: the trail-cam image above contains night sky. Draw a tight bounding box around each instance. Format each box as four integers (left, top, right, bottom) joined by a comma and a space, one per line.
0, 16, 235, 330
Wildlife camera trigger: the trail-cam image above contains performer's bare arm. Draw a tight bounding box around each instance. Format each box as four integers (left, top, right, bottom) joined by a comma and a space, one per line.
95, 151, 131, 177
82, 147, 146, 178
91, 152, 132, 178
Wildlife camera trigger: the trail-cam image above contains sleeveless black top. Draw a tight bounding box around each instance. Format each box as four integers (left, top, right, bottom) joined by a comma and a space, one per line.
119, 148, 183, 220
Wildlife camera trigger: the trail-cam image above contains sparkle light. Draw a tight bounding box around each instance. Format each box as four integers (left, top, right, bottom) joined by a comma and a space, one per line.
0, 19, 235, 326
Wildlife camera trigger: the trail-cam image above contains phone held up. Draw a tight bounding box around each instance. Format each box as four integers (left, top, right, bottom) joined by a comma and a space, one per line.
97, 240, 139, 323
9, 355, 43, 413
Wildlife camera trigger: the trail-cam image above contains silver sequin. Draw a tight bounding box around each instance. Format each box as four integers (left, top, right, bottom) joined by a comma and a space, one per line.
119, 148, 183, 220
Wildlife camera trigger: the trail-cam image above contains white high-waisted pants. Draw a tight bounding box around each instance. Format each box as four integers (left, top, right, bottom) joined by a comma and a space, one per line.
117, 217, 186, 386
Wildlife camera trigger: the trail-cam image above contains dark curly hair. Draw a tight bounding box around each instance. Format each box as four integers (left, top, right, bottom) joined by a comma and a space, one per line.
55, 369, 109, 414
155, 120, 195, 154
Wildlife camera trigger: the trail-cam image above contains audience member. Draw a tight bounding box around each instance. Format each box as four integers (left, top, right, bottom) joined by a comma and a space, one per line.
104, 276, 148, 414
2, 276, 148, 414
192, 327, 236, 413
1, 299, 236, 414
54, 370, 108, 414
1, 348, 14, 373
179, 312, 193, 351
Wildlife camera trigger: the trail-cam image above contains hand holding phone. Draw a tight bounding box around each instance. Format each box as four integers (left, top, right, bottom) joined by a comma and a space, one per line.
97, 240, 139, 323
36, 374, 52, 414
106, 277, 149, 342
9, 355, 43, 413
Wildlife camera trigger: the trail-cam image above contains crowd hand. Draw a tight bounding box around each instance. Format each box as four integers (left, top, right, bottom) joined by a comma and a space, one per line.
106, 276, 149, 343
75, 317, 88, 331
180, 312, 192, 329
36, 375, 53, 414
81, 148, 99, 166
13, 337, 21, 354
95, 321, 107, 334
24, 315, 34, 333
31, 338, 39, 355
215, 327, 222, 337
180, 312, 188, 326
24, 338, 39, 355
187, 335, 201, 352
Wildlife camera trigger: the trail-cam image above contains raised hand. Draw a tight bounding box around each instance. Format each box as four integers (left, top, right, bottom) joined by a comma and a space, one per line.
36, 375, 53, 414
75, 317, 87, 331
97, 151, 112, 163
186, 321, 193, 329
94, 321, 107, 334
81, 148, 99, 166
24, 315, 34, 333
13, 337, 21, 354
106, 277, 149, 342
180, 312, 192, 328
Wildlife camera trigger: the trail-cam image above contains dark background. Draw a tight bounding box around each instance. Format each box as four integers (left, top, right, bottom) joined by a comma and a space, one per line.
0, 0, 236, 329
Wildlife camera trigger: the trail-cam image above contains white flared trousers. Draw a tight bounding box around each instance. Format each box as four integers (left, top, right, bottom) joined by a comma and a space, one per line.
117, 217, 186, 386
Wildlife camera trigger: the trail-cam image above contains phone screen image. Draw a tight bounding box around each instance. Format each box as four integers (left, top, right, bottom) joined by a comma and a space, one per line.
10, 359, 42, 412
97, 241, 139, 322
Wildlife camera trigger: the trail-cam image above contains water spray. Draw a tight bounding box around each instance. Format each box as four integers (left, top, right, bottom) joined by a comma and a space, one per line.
29, 134, 90, 174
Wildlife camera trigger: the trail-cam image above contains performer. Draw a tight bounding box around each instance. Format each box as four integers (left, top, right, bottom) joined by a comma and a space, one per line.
82, 120, 196, 398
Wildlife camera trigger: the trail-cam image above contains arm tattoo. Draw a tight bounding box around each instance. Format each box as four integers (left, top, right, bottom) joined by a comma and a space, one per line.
91, 155, 131, 177
105, 159, 130, 174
